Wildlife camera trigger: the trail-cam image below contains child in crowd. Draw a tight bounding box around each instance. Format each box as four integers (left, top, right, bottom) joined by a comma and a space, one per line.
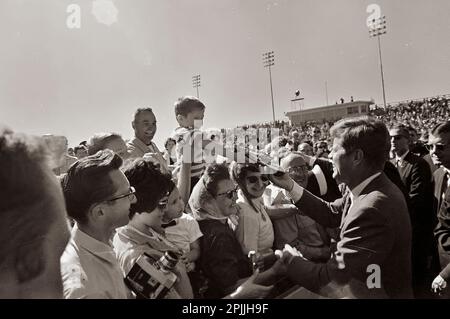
172, 96, 209, 192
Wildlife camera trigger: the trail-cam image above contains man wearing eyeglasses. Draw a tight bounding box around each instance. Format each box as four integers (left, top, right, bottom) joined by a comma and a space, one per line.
389, 124, 434, 298
264, 153, 339, 263
429, 121, 450, 297
60, 150, 137, 299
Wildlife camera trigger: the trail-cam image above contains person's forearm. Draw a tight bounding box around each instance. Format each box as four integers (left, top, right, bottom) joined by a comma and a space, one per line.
177, 162, 191, 206
265, 205, 299, 220
185, 248, 200, 262
252, 268, 279, 286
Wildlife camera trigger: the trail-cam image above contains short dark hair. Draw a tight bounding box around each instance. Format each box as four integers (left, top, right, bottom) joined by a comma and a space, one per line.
87, 132, 123, 155
330, 116, 390, 170
122, 158, 175, 219
133, 107, 154, 122
164, 137, 176, 149
430, 121, 450, 137
174, 96, 205, 117
231, 163, 261, 211
0, 127, 56, 282
203, 163, 231, 197
61, 150, 123, 224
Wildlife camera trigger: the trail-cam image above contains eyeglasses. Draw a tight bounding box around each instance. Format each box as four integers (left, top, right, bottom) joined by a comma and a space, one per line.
426, 143, 448, 152
217, 187, 238, 199
246, 175, 270, 184
157, 195, 169, 210
107, 186, 136, 202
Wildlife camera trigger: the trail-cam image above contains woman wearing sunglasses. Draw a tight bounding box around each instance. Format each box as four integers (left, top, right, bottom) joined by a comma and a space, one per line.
231, 163, 274, 257
189, 163, 278, 299
112, 158, 193, 299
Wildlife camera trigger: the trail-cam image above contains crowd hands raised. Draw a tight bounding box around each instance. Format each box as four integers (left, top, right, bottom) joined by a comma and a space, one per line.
2, 94, 450, 299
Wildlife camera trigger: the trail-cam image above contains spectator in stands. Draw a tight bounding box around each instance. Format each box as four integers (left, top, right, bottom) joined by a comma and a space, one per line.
87, 132, 129, 160
311, 127, 321, 144
189, 163, 278, 298
127, 107, 168, 170
0, 127, 71, 298
60, 150, 134, 298
163, 137, 177, 166
408, 126, 428, 157
264, 153, 335, 262
74, 145, 88, 159
298, 142, 314, 157
231, 163, 274, 255
172, 96, 207, 192
314, 141, 329, 159
113, 159, 193, 299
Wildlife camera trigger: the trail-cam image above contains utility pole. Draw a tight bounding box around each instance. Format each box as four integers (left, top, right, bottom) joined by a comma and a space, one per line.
369, 16, 387, 108
262, 51, 276, 122
192, 74, 201, 98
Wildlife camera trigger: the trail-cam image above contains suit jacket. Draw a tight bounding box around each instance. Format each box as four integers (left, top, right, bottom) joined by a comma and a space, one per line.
287, 173, 413, 298
390, 152, 433, 240
433, 167, 450, 278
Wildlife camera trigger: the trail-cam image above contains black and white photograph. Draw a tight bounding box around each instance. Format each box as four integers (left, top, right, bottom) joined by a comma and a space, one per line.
1, 0, 450, 305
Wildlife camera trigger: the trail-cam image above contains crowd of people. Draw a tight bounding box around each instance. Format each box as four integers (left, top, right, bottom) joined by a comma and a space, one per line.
1, 93, 450, 299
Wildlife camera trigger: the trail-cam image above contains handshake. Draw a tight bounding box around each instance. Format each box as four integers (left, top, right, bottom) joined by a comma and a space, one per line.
249, 244, 306, 274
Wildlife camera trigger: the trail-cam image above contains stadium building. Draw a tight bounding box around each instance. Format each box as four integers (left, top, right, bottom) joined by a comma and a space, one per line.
285, 100, 373, 125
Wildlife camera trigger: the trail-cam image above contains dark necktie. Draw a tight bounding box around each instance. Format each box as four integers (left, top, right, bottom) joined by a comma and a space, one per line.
161, 220, 177, 229
438, 173, 450, 223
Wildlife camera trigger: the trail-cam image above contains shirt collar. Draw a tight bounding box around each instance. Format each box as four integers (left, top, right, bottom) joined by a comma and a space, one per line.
396, 150, 409, 162
445, 168, 450, 177
72, 224, 117, 265
132, 137, 155, 151
350, 172, 382, 198
237, 189, 264, 210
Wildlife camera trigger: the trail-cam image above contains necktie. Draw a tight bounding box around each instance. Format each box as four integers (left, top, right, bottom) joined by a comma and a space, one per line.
440, 173, 449, 204
396, 158, 402, 168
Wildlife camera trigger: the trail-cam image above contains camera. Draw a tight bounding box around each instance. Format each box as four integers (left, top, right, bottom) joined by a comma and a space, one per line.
248, 249, 278, 272
124, 251, 180, 299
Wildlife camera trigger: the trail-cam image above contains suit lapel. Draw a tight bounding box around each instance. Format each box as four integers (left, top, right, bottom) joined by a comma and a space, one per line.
339, 174, 384, 230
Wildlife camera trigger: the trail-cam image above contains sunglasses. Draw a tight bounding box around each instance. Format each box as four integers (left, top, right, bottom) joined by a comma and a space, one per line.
246, 175, 270, 184
107, 186, 136, 202
217, 187, 238, 199
425, 143, 448, 152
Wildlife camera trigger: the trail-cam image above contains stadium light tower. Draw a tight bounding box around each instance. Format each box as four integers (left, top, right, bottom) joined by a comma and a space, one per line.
368, 16, 387, 108
262, 51, 276, 122
192, 74, 201, 98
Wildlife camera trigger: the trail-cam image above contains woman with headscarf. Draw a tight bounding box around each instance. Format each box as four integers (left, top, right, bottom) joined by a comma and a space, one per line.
189, 163, 278, 299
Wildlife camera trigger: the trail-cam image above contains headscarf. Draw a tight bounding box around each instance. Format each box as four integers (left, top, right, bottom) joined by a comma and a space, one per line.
188, 175, 229, 221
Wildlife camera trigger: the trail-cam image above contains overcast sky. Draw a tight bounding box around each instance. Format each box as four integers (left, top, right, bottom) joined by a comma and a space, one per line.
1, 0, 449, 148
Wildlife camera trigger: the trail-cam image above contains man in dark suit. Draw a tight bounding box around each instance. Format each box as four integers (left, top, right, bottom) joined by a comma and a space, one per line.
268, 117, 413, 298
389, 125, 435, 298
429, 121, 450, 296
